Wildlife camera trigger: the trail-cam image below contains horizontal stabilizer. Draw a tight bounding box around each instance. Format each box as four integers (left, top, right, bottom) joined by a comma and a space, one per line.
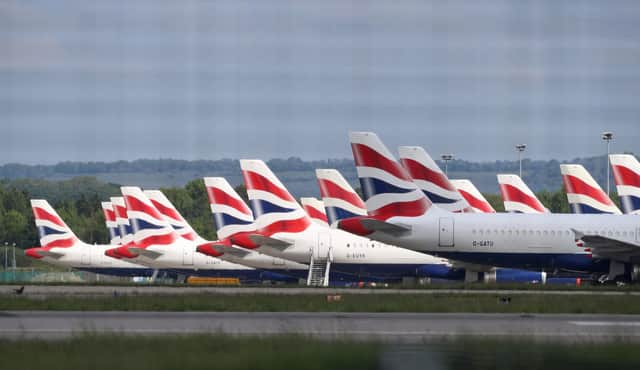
127, 247, 163, 259
248, 234, 292, 249
359, 218, 411, 236
38, 250, 64, 259
220, 245, 252, 258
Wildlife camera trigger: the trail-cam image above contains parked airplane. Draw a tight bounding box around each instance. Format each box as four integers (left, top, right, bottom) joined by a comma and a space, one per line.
315, 168, 549, 283
337, 132, 639, 281
497, 174, 549, 214
560, 164, 622, 214
106, 187, 283, 283
610, 154, 640, 215
26, 200, 154, 277
101, 201, 121, 245
450, 179, 496, 213
144, 186, 306, 280
237, 159, 549, 284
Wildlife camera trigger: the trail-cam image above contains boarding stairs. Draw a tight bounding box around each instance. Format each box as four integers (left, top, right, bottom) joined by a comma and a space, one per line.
306, 251, 332, 287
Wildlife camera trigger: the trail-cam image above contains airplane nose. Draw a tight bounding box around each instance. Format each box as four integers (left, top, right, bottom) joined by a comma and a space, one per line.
25, 248, 43, 259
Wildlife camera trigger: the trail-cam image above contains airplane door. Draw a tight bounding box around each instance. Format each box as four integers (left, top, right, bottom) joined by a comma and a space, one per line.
438, 218, 454, 247
636, 227, 640, 243
316, 233, 331, 259
183, 247, 194, 266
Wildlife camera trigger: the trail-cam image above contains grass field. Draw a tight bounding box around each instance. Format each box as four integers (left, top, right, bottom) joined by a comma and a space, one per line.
1, 293, 639, 314
0, 334, 638, 370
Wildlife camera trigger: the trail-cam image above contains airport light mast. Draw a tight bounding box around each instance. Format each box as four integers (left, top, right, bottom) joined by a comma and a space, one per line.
602, 131, 613, 196
515, 144, 527, 178
441, 154, 454, 176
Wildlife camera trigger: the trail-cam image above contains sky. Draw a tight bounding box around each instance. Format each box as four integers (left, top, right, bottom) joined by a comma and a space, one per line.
2, 0, 640, 165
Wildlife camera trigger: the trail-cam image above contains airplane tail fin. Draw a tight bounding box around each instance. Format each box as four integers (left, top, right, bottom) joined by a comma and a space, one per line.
101, 201, 121, 245
300, 197, 328, 225
144, 190, 203, 243
315, 168, 367, 225
121, 186, 179, 247
497, 174, 548, 214
398, 146, 470, 212
449, 179, 496, 213
111, 196, 134, 245
349, 132, 432, 220
610, 154, 640, 215
240, 159, 311, 235
560, 164, 621, 214
203, 177, 256, 242
30, 199, 79, 248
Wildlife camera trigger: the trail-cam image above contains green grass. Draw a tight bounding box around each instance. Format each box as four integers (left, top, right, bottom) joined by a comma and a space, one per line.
1, 293, 640, 314
1, 335, 638, 370
0, 334, 379, 370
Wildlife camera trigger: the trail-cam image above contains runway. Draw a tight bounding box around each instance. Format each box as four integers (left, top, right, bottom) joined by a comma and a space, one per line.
0, 311, 638, 341
1, 285, 639, 297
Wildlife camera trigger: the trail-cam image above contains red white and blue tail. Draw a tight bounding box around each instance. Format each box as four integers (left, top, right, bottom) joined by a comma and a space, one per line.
300, 197, 328, 225
398, 146, 470, 213
144, 190, 204, 243
111, 196, 134, 245
349, 132, 432, 220
497, 174, 548, 214
560, 164, 621, 215
240, 160, 311, 235
449, 180, 496, 213
315, 169, 367, 225
31, 199, 79, 248
101, 201, 121, 244
610, 154, 640, 215
121, 186, 179, 247
203, 177, 256, 241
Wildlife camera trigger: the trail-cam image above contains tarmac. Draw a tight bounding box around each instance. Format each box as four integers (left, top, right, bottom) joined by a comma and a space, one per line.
0, 311, 638, 341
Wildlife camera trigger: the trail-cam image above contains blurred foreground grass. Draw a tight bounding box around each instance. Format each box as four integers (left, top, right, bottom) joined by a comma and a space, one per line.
0, 293, 639, 313
0, 335, 638, 370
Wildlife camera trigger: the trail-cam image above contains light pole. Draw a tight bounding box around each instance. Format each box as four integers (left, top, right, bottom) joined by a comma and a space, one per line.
12, 242, 16, 271
441, 154, 454, 176
602, 131, 613, 196
515, 144, 527, 178
3, 242, 7, 271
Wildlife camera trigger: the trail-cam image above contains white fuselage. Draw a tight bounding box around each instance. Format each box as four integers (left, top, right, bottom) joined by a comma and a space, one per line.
254, 223, 450, 267
372, 208, 640, 273
127, 239, 254, 272
39, 243, 152, 275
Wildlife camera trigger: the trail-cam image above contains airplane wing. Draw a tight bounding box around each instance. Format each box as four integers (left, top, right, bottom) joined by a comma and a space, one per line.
572, 229, 640, 261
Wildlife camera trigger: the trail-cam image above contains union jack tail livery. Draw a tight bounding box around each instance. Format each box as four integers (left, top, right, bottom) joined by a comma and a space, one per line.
610, 154, 640, 215
497, 174, 548, 214
144, 190, 202, 242
240, 160, 312, 235
203, 177, 256, 241
101, 201, 121, 245
560, 164, 621, 215
31, 199, 79, 248
300, 197, 328, 225
349, 132, 432, 220
121, 186, 179, 247
449, 179, 496, 213
111, 196, 133, 245
315, 168, 367, 225
398, 146, 470, 213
